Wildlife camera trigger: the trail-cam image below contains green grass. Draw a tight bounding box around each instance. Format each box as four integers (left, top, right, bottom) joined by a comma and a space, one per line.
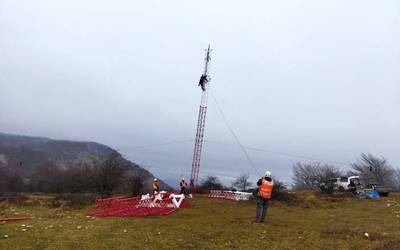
1, 192, 400, 250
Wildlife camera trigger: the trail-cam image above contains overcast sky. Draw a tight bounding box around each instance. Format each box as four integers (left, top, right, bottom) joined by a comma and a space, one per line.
1, 0, 399, 187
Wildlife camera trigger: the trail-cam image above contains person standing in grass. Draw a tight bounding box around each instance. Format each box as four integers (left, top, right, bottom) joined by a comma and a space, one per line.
180, 178, 188, 195
152, 178, 160, 195
255, 171, 274, 223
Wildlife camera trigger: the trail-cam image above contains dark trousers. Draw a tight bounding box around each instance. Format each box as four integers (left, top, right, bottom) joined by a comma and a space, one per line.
180, 188, 187, 195
256, 197, 269, 222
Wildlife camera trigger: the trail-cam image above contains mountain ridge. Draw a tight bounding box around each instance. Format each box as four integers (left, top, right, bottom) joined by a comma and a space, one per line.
0, 132, 172, 192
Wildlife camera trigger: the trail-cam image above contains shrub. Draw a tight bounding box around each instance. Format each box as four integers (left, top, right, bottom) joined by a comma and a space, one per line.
51, 193, 97, 208
252, 179, 302, 205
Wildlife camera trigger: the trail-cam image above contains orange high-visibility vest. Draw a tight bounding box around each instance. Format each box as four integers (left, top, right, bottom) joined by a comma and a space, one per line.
181, 181, 187, 188
258, 179, 274, 199
153, 181, 160, 190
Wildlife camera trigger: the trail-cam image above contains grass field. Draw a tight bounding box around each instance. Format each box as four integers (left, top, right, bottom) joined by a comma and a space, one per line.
1, 192, 400, 250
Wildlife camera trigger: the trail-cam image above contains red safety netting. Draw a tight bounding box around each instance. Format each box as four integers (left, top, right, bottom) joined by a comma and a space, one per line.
87, 192, 191, 217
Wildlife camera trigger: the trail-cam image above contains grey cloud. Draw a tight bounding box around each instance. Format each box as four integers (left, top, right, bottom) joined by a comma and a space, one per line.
1, 0, 399, 187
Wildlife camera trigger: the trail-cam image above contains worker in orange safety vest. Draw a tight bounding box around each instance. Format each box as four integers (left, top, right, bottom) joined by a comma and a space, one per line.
152, 178, 160, 195
255, 171, 274, 223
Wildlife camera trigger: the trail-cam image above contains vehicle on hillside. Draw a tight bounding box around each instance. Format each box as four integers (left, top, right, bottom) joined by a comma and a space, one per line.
320, 176, 361, 193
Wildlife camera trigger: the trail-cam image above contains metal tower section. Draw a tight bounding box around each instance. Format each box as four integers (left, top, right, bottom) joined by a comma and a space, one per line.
190, 45, 211, 193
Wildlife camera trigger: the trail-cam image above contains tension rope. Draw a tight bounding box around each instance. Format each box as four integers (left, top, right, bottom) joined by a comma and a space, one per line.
210, 88, 261, 176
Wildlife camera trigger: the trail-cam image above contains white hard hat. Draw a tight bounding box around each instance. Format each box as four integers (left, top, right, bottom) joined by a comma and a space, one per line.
265, 171, 272, 177
182, 177, 185, 180
154, 178, 157, 181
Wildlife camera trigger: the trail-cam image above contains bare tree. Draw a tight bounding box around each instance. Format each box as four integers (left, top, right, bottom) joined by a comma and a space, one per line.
197, 175, 224, 192
393, 168, 400, 191
6, 171, 24, 192
34, 161, 65, 193
271, 179, 288, 199
350, 153, 395, 187
89, 151, 128, 198
125, 172, 145, 196
292, 162, 342, 190
0, 167, 7, 191
232, 174, 252, 191
63, 162, 94, 193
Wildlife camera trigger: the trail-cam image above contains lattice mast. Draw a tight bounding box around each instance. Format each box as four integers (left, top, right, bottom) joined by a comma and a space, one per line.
190, 45, 211, 193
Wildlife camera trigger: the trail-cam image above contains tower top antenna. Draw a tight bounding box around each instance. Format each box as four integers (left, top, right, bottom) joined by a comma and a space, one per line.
198, 45, 211, 92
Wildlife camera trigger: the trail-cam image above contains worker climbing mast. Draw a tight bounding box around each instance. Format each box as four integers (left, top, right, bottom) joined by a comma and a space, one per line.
190, 45, 211, 193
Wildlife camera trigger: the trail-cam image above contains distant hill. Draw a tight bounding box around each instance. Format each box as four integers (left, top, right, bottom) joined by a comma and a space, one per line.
0, 132, 172, 192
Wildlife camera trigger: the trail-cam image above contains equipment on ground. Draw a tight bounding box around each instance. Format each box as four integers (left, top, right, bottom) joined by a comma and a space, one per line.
364, 183, 392, 197
0, 217, 31, 222
208, 190, 253, 201
320, 176, 393, 197
88, 192, 191, 217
